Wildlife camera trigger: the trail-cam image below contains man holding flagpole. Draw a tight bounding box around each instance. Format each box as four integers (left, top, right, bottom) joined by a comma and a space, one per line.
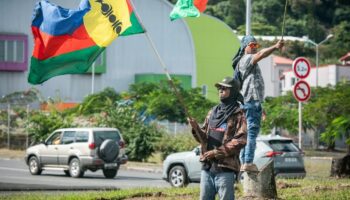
188, 77, 247, 200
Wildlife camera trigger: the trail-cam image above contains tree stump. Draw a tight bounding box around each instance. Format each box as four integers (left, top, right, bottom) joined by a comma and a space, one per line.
330, 154, 350, 178
241, 160, 277, 199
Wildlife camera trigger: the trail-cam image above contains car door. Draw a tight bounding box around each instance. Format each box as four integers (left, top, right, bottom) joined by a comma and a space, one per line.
186, 147, 202, 181
58, 131, 76, 165
40, 131, 62, 165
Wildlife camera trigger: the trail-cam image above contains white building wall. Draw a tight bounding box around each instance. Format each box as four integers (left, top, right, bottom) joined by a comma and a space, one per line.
282, 65, 350, 94
0, 0, 196, 102
259, 55, 292, 98
338, 66, 350, 83
259, 56, 274, 98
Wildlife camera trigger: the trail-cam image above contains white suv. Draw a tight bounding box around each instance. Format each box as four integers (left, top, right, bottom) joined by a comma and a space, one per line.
25, 127, 128, 179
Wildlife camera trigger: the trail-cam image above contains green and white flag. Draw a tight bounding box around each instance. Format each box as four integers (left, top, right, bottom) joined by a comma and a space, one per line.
169, 0, 200, 21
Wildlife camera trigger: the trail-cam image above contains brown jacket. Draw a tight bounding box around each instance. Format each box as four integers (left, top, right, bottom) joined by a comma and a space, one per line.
192, 108, 247, 172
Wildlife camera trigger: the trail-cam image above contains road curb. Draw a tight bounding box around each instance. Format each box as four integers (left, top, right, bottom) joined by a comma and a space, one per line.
120, 165, 162, 173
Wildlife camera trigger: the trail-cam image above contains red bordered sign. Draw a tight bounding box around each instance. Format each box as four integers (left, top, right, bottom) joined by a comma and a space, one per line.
293, 57, 311, 79
293, 80, 311, 102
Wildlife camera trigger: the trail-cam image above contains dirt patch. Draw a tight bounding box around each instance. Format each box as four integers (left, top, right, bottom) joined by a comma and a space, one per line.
96, 192, 195, 200
339, 183, 350, 189
277, 181, 301, 189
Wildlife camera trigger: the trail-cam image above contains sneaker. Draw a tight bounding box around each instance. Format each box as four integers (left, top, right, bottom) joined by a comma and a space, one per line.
242, 163, 259, 172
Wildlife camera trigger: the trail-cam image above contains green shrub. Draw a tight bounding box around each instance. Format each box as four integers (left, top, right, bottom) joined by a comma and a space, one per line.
26, 110, 73, 142
156, 132, 198, 160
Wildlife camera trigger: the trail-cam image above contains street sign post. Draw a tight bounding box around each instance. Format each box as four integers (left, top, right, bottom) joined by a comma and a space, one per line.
293, 80, 311, 102
292, 57, 311, 149
293, 57, 311, 79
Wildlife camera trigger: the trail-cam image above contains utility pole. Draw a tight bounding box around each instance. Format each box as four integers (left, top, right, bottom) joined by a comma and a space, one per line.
7, 104, 10, 149
91, 62, 95, 94
246, 0, 251, 35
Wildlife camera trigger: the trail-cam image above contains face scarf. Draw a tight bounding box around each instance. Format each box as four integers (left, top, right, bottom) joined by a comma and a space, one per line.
209, 81, 243, 128
232, 35, 257, 70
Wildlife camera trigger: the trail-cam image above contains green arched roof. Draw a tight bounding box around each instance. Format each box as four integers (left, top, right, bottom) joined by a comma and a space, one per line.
186, 15, 240, 102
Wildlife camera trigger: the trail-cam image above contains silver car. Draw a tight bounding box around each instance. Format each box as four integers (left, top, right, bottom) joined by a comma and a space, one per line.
25, 127, 128, 179
162, 135, 306, 187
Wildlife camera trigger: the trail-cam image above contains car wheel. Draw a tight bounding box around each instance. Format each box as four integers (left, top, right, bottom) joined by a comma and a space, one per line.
64, 170, 70, 176
169, 165, 189, 187
69, 158, 84, 178
103, 169, 117, 179
28, 156, 42, 175
99, 139, 119, 162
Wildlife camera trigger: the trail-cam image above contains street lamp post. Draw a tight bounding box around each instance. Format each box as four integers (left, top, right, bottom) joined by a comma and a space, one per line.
304, 34, 334, 88
246, 0, 251, 35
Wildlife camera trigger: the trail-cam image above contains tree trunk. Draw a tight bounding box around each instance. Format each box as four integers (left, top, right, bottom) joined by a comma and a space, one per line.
327, 141, 335, 151
241, 160, 277, 199
330, 154, 350, 178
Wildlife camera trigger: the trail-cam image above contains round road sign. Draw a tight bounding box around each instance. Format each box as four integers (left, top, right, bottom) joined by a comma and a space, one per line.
293, 80, 311, 102
293, 57, 311, 79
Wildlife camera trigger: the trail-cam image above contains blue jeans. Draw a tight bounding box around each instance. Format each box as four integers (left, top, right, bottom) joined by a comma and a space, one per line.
240, 100, 262, 164
200, 170, 235, 200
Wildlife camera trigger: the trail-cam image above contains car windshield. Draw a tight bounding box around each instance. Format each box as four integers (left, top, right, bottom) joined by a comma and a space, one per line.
93, 130, 121, 146
268, 140, 300, 152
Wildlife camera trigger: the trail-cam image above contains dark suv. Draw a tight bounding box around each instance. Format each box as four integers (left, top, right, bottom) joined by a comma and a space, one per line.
25, 128, 127, 178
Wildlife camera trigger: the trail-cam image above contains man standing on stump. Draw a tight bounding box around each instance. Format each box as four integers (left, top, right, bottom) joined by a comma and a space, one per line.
232, 35, 284, 172
188, 77, 247, 200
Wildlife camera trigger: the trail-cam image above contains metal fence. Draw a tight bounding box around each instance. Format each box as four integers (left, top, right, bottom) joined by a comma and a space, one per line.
0, 103, 31, 150
157, 120, 191, 135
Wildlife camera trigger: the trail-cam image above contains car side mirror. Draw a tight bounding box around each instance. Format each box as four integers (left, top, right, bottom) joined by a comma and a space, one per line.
40, 140, 47, 145
194, 147, 200, 156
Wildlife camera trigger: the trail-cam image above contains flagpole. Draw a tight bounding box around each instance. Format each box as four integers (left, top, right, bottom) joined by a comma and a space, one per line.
91, 62, 95, 94
129, 0, 191, 120
143, 33, 191, 118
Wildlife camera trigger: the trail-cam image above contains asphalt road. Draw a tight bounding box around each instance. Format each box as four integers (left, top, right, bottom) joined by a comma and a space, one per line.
0, 158, 168, 191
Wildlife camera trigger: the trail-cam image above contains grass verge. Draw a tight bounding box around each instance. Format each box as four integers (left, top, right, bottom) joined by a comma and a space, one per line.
1, 178, 350, 200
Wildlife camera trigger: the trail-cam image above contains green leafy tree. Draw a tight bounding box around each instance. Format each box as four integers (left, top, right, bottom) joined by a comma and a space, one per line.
69, 87, 121, 115
263, 82, 350, 150
315, 82, 350, 151
127, 80, 215, 123
27, 110, 73, 143
262, 93, 300, 135
321, 116, 350, 153
327, 21, 350, 58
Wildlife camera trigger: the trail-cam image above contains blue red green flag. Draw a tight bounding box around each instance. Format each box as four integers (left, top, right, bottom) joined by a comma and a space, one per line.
28, 0, 144, 85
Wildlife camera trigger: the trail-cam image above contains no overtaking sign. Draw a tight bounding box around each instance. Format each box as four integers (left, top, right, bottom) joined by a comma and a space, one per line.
293, 80, 311, 102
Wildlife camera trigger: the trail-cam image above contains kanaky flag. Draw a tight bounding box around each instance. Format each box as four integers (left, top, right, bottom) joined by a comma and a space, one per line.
28, 0, 144, 85
170, 0, 208, 21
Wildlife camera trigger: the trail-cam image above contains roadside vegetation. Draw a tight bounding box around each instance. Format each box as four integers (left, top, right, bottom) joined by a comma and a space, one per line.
1, 81, 350, 159
10, 80, 213, 162
262, 81, 350, 153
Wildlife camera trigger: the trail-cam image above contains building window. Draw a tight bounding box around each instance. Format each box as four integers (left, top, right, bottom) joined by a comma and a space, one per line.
0, 34, 28, 71
291, 77, 296, 86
